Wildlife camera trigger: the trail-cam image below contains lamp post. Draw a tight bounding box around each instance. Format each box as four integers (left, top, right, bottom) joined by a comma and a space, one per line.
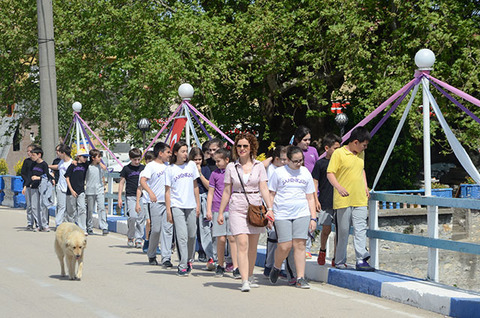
178, 83, 194, 148
335, 112, 348, 137
137, 118, 151, 151
415, 48, 438, 282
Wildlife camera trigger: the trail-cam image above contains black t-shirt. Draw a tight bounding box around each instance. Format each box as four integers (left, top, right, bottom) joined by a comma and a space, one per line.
30, 161, 50, 189
52, 157, 61, 184
120, 164, 144, 197
206, 158, 217, 173
64, 162, 89, 195
21, 158, 34, 187
311, 158, 334, 210
197, 165, 212, 194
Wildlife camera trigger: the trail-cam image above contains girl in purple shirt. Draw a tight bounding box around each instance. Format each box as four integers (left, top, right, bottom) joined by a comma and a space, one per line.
293, 126, 319, 173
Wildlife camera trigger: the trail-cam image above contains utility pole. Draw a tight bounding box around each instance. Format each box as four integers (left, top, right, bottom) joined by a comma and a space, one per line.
37, 0, 59, 163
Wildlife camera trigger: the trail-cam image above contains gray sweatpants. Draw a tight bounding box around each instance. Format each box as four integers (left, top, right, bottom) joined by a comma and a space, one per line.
172, 207, 197, 270
31, 188, 49, 229
334, 206, 370, 265
67, 193, 86, 231
126, 196, 145, 242
25, 187, 34, 226
147, 202, 173, 262
198, 193, 215, 260
87, 193, 107, 231
265, 227, 278, 269
55, 188, 68, 227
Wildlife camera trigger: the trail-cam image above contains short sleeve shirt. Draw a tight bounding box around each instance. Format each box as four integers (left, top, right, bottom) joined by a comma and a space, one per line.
224, 160, 268, 213
209, 168, 228, 212
57, 159, 72, 193
197, 165, 212, 194
120, 164, 145, 197
311, 158, 334, 210
85, 164, 104, 195
327, 146, 367, 209
64, 162, 89, 195
141, 161, 168, 203
165, 161, 199, 209
30, 161, 50, 189
268, 165, 315, 220
303, 146, 319, 173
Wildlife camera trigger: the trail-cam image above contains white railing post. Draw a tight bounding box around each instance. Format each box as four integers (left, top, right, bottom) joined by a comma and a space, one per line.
369, 198, 379, 269
107, 173, 113, 215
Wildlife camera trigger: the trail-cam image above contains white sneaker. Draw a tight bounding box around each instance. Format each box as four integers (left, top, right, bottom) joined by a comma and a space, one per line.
248, 276, 259, 288
241, 280, 250, 292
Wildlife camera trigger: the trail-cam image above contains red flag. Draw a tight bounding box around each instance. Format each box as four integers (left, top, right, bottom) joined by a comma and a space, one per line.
169, 117, 187, 148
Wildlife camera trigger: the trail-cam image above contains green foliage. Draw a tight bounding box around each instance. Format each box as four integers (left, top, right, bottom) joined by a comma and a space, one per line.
1, 0, 479, 188
0, 159, 8, 175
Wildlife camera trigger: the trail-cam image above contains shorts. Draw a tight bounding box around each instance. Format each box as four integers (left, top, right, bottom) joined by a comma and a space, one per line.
212, 211, 231, 237
274, 216, 310, 243
318, 208, 335, 226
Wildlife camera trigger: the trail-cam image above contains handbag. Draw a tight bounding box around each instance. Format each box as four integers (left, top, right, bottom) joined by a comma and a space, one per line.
236, 166, 268, 227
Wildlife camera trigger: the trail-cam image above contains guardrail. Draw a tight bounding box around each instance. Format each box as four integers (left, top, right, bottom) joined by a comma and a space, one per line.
105, 171, 123, 215
368, 192, 480, 282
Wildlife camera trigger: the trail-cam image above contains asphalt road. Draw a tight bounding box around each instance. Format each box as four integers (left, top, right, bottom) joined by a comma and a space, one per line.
0, 207, 441, 318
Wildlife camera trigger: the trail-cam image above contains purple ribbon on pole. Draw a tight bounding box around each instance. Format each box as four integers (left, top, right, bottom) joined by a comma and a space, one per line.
76, 114, 124, 168
429, 79, 480, 125
187, 104, 212, 140
164, 121, 175, 144
142, 103, 183, 158
426, 74, 480, 108
184, 101, 234, 145
318, 77, 419, 159
370, 78, 421, 137
64, 116, 75, 143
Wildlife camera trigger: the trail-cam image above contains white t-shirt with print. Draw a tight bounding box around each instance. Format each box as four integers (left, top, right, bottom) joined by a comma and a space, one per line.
58, 158, 72, 193
268, 165, 315, 220
141, 161, 168, 203
165, 161, 199, 209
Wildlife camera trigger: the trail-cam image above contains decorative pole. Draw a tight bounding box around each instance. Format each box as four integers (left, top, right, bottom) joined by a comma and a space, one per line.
178, 83, 194, 149
72, 102, 82, 155
415, 48, 438, 282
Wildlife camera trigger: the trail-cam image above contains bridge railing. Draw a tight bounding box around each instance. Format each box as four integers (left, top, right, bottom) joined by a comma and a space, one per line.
105, 171, 124, 216
368, 192, 480, 282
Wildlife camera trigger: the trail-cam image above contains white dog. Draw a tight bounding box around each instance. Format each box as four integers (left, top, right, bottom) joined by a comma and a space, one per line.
54, 222, 87, 280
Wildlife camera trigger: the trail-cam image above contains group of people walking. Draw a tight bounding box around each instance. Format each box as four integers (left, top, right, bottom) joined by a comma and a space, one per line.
21, 144, 109, 235
21, 124, 374, 292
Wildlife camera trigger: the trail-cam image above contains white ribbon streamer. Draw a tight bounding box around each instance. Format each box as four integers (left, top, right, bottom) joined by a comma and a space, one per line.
423, 78, 480, 184
372, 84, 420, 191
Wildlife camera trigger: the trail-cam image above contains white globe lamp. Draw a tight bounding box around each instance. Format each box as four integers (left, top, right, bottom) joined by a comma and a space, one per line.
178, 83, 194, 100
72, 101, 82, 112
415, 49, 435, 70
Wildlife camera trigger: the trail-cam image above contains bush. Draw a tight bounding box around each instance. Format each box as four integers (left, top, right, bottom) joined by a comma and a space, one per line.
14, 158, 24, 176
0, 158, 8, 175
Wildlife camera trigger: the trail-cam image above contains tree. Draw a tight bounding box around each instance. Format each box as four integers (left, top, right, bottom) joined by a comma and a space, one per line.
1, 0, 479, 189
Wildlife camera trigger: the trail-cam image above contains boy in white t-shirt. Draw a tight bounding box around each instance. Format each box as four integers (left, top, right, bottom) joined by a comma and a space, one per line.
49, 144, 72, 228
136, 151, 155, 253
139, 144, 173, 267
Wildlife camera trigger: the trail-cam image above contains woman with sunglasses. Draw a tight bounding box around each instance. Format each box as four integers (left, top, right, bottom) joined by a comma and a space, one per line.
267, 146, 317, 289
217, 132, 273, 292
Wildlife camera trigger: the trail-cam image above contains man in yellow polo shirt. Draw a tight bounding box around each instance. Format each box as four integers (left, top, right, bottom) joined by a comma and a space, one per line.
327, 126, 374, 271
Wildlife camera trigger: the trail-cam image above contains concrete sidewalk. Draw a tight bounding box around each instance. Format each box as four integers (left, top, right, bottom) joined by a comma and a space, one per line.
50, 208, 480, 318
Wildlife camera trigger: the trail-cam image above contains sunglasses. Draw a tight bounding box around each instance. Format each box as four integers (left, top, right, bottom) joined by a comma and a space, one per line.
291, 159, 304, 164
236, 144, 249, 149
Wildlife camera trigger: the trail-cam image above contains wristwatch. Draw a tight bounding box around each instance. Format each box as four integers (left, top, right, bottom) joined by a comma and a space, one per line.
310, 217, 318, 222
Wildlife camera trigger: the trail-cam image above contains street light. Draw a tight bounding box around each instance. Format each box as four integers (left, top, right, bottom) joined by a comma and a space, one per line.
335, 112, 348, 137
137, 118, 151, 151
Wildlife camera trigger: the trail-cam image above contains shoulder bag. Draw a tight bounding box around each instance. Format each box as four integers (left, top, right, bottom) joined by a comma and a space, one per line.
236, 166, 268, 227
